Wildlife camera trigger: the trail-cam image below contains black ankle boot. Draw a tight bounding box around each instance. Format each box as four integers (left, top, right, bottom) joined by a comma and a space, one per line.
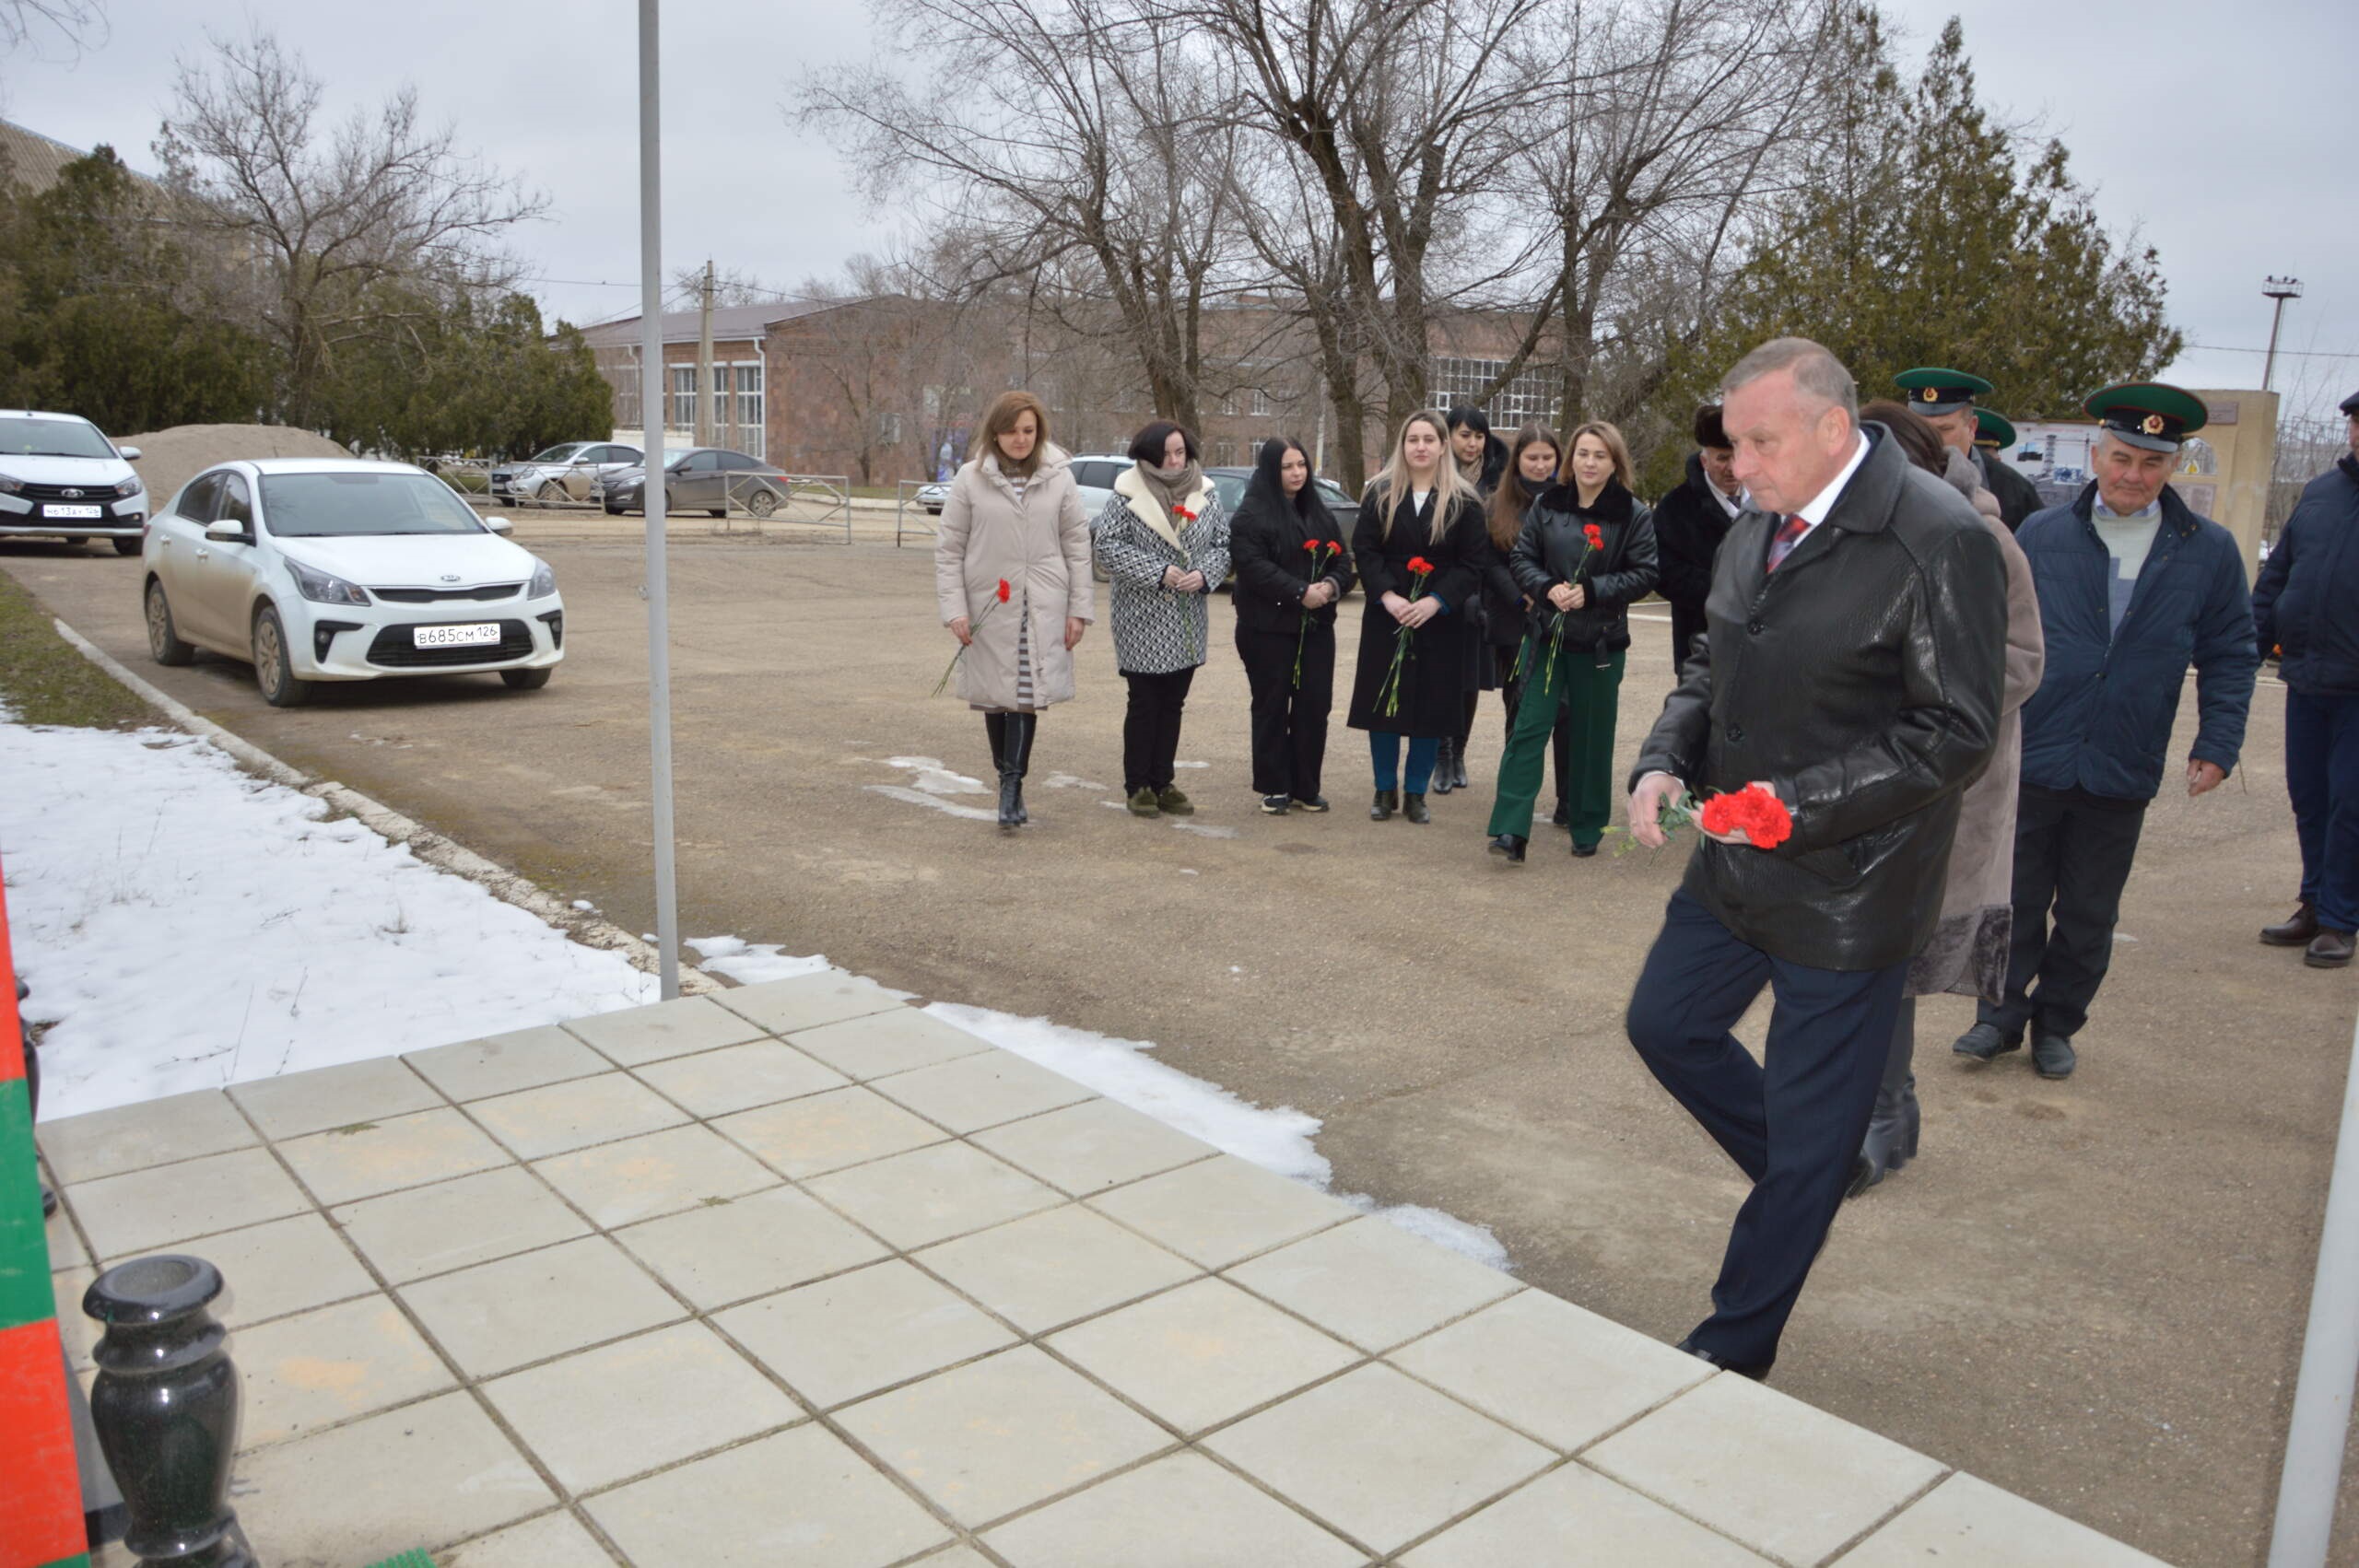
1370, 789, 1399, 821
1402, 792, 1430, 825
999, 712, 1035, 829
1451, 746, 1470, 790
1431, 739, 1457, 794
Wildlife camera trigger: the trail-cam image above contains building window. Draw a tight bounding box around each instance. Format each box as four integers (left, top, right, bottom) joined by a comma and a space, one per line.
876, 412, 902, 446
1429, 356, 1558, 426
1249, 387, 1275, 418
669, 366, 698, 431
1212, 438, 1237, 467
733, 363, 764, 457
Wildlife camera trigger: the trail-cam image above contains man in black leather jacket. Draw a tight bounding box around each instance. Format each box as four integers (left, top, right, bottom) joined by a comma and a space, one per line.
1622, 337, 2008, 1379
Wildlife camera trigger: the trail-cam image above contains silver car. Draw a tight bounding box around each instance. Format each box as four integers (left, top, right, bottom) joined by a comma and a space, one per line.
491, 441, 643, 505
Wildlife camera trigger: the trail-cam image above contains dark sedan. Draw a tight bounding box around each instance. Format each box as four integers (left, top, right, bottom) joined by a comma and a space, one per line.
1204, 466, 1359, 535
598, 448, 795, 518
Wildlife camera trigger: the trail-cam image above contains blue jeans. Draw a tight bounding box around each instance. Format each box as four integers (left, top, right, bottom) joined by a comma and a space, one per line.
2287, 689, 2359, 932
1367, 732, 1438, 793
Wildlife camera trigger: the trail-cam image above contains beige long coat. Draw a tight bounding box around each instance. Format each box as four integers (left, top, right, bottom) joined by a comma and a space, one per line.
934, 448, 1095, 710
1911, 451, 2045, 998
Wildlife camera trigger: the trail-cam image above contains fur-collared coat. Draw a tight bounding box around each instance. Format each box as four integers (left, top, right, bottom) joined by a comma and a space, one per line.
1092, 465, 1231, 675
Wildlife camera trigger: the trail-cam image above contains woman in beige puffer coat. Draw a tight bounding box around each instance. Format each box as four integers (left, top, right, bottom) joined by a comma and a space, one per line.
933, 391, 1095, 830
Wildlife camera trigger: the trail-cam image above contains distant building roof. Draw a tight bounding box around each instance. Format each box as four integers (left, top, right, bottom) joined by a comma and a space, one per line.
0, 118, 162, 194
576, 300, 847, 349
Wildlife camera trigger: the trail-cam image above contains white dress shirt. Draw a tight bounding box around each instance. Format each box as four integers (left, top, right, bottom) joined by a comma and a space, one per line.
1778, 432, 1872, 546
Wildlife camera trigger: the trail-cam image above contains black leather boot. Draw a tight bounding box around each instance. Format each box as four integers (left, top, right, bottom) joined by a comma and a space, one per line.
1451, 743, 1470, 790
999, 712, 1035, 829
1431, 739, 1457, 794
1487, 835, 1527, 863
1402, 792, 1430, 825
2262, 902, 2320, 946
985, 713, 1007, 776
1370, 789, 1399, 821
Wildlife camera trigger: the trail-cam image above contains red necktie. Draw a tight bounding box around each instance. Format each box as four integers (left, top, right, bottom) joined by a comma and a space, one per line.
1766, 513, 1809, 571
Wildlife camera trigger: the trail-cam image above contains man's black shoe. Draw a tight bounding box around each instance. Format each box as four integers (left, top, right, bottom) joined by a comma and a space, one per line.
1487, 835, 1527, 863
1952, 1023, 2021, 1062
1676, 1338, 1770, 1382
2262, 902, 2320, 947
2306, 929, 2354, 968
1570, 840, 1599, 858
2032, 1033, 2077, 1079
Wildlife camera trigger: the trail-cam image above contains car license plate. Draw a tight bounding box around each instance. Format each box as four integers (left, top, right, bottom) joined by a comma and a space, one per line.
414, 623, 501, 649
42, 505, 102, 519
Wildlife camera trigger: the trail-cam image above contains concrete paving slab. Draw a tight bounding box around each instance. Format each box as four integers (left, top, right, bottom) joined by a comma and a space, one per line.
277, 1106, 511, 1205
868, 1051, 1097, 1135
913, 1203, 1198, 1333
717, 1258, 1017, 1410
1201, 1363, 1555, 1556
405, 1024, 612, 1102
38, 1086, 257, 1184
139, 1211, 376, 1328
787, 1008, 999, 1081
804, 1141, 1063, 1251
397, 1235, 684, 1377
564, 994, 769, 1066
331, 1164, 591, 1283
1045, 1275, 1360, 1435
586, 1424, 951, 1568
232, 1293, 454, 1447
42, 1210, 87, 1270
714, 972, 909, 1036
1584, 1372, 1947, 1567
440, 1512, 620, 1568
67, 1143, 310, 1256
532, 1122, 781, 1228
984, 1449, 1367, 1568
1087, 1154, 1358, 1270
615, 1185, 889, 1310
631, 1037, 849, 1118
1840, 1471, 2171, 1566
480, 1321, 802, 1492
50, 1263, 95, 1371
836, 1345, 1172, 1527
467, 1072, 689, 1161
1399, 1461, 1775, 1566
1226, 1218, 1521, 1353
229, 1057, 443, 1141
968, 1096, 1219, 1197
713, 1084, 949, 1180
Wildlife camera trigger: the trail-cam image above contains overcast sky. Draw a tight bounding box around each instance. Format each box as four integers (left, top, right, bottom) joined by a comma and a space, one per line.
5, 0, 2352, 427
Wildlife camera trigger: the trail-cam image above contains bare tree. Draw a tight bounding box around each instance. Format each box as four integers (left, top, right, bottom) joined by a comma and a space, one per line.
0, 0, 104, 54
154, 24, 546, 428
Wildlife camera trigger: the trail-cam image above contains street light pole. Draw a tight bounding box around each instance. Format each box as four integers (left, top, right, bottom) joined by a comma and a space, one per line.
638, 0, 681, 1000
2262, 276, 2304, 392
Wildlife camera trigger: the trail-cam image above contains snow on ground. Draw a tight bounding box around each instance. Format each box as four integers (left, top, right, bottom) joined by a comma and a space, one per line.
2, 718, 654, 1120
684, 936, 832, 988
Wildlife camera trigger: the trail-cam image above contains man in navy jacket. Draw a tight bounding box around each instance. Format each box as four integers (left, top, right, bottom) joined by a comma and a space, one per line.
1954, 383, 2259, 1080
2250, 390, 2359, 967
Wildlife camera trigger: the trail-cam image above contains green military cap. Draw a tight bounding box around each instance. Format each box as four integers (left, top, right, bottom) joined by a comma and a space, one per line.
1974, 407, 2016, 450
1893, 367, 1994, 415
2084, 382, 2207, 452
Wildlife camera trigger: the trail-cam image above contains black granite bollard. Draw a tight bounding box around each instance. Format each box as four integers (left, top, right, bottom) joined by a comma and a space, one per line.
84, 1256, 259, 1568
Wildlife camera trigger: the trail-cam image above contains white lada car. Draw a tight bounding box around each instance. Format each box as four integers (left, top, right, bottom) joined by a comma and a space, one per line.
0, 409, 149, 553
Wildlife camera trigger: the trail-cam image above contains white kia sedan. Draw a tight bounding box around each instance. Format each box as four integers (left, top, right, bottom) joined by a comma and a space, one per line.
141, 459, 564, 707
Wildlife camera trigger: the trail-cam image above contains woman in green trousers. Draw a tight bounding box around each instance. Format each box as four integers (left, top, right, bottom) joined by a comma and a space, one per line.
1485, 422, 1658, 860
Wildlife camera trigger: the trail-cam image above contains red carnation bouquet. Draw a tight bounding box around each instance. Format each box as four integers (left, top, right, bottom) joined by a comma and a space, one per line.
1377, 556, 1436, 718
1524, 521, 1608, 696
1697, 781, 1793, 848
935, 578, 1012, 696
1295, 539, 1344, 687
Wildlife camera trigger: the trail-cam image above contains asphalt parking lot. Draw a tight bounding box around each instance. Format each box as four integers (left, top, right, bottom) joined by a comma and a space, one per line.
8, 532, 2354, 1566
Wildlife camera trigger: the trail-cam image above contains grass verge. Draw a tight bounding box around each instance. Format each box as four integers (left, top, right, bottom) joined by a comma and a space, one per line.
0, 570, 152, 729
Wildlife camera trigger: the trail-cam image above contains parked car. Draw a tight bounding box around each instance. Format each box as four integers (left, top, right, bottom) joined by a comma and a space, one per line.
1066, 455, 1129, 521
1203, 465, 1358, 536
491, 441, 643, 505
598, 448, 796, 518
0, 410, 149, 555
141, 459, 563, 707
915, 481, 951, 514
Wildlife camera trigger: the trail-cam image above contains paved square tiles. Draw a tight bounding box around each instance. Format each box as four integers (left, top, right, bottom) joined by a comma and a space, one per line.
158, 1213, 376, 1328
1584, 1371, 1946, 1568
38, 1086, 256, 1184
440, 1512, 620, 1568
467, 1073, 688, 1160
481, 1321, 801, 1492
532, 1123, 780, 1227
233, 1294, 454, 1447
1388, 1288, 1708, 1453
915, 1203, 1198, 1333
837, 1346, 1171, 1526
868, 1051, 1096, 1135
804, 1141, 1062, 1251
1400, 1461, 1774, 1566
714, 1085, 947, 1180
1203, 1363, 1554, 1555
714, 972, 908, 1036
616, 1185, 889, 1309
969, 1097, 1217, 1197
1226, 1218, 1520, 1352
229, 1058, 442, 1141
564, 994, 769, 1066
632, 1038, 848, 1118
277, 1106, 511, 1205
234, 1391, 554, 1567
787, 1009, 995, 1081
1839, 1472, 2168, 1566
405, 1024, 611, 1101
986, 1450, 1367, 1568
588, 1423, 951, 1568
1088, 1154, 1356, 1269
332, 1165, 590, 1283
398, 1235, 684, 1377
1047, 1276, 1360, 1434
717, 1259, 1016, 1410
69, 1145, 310, 1257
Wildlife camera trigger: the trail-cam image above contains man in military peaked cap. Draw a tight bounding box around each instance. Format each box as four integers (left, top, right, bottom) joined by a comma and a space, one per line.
1895, 368, 2043, 529
1954, 381, 2258, 1081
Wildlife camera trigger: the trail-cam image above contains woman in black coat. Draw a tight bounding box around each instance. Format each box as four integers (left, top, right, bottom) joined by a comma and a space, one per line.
1484, 420, 1659, 860
1231, 438, 1356, 814
1434, 406, 1511, 793
1345, 411, 1490, 823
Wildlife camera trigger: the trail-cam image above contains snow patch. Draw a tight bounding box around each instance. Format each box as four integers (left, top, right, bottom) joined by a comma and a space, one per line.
882, 756, 989, 796
865, 785, 999, 822
686, 936, 831, 986
1174, 760, 1210, 769
1170, 821, 1237, 839
1040, 773, 1109, 790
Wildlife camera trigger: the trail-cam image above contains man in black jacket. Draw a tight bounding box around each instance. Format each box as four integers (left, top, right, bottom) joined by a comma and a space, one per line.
1624, 337, 2007, 1379
2251, 390, 2359, 967
1650, 404, 1743, 679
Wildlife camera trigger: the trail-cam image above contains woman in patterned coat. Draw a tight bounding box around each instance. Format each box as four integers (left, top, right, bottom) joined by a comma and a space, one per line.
1093, 421, 1232, 817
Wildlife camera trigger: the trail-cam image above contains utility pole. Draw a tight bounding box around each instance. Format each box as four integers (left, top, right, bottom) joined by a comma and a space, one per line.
2262, 276, 2304, 392
697, 259, 716, 448
638, 0, 681, 999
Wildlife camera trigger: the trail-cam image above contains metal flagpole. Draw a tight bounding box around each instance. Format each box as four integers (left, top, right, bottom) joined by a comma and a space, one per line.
637, 0, 681, 1000
2267, 1004, 2359, 1566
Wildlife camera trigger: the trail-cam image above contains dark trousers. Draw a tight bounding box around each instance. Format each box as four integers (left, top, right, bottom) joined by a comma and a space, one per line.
1238, 625, 1332, 802
2287, 689, 2359, 933
1626, 890, 1907, 1369
1980, 784, 2147, 1041
1120, 666, 1196, 793
1669, 601, 1708, 682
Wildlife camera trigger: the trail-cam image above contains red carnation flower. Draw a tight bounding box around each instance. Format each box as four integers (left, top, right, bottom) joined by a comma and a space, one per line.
1698, 784, 1792, 848
996, 579, 1012, 603
1303, 540, 1320, 553
1407, 556, 1435, 574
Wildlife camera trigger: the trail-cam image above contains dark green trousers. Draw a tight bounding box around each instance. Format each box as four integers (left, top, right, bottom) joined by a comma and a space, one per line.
1486, 642, 1624, 846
